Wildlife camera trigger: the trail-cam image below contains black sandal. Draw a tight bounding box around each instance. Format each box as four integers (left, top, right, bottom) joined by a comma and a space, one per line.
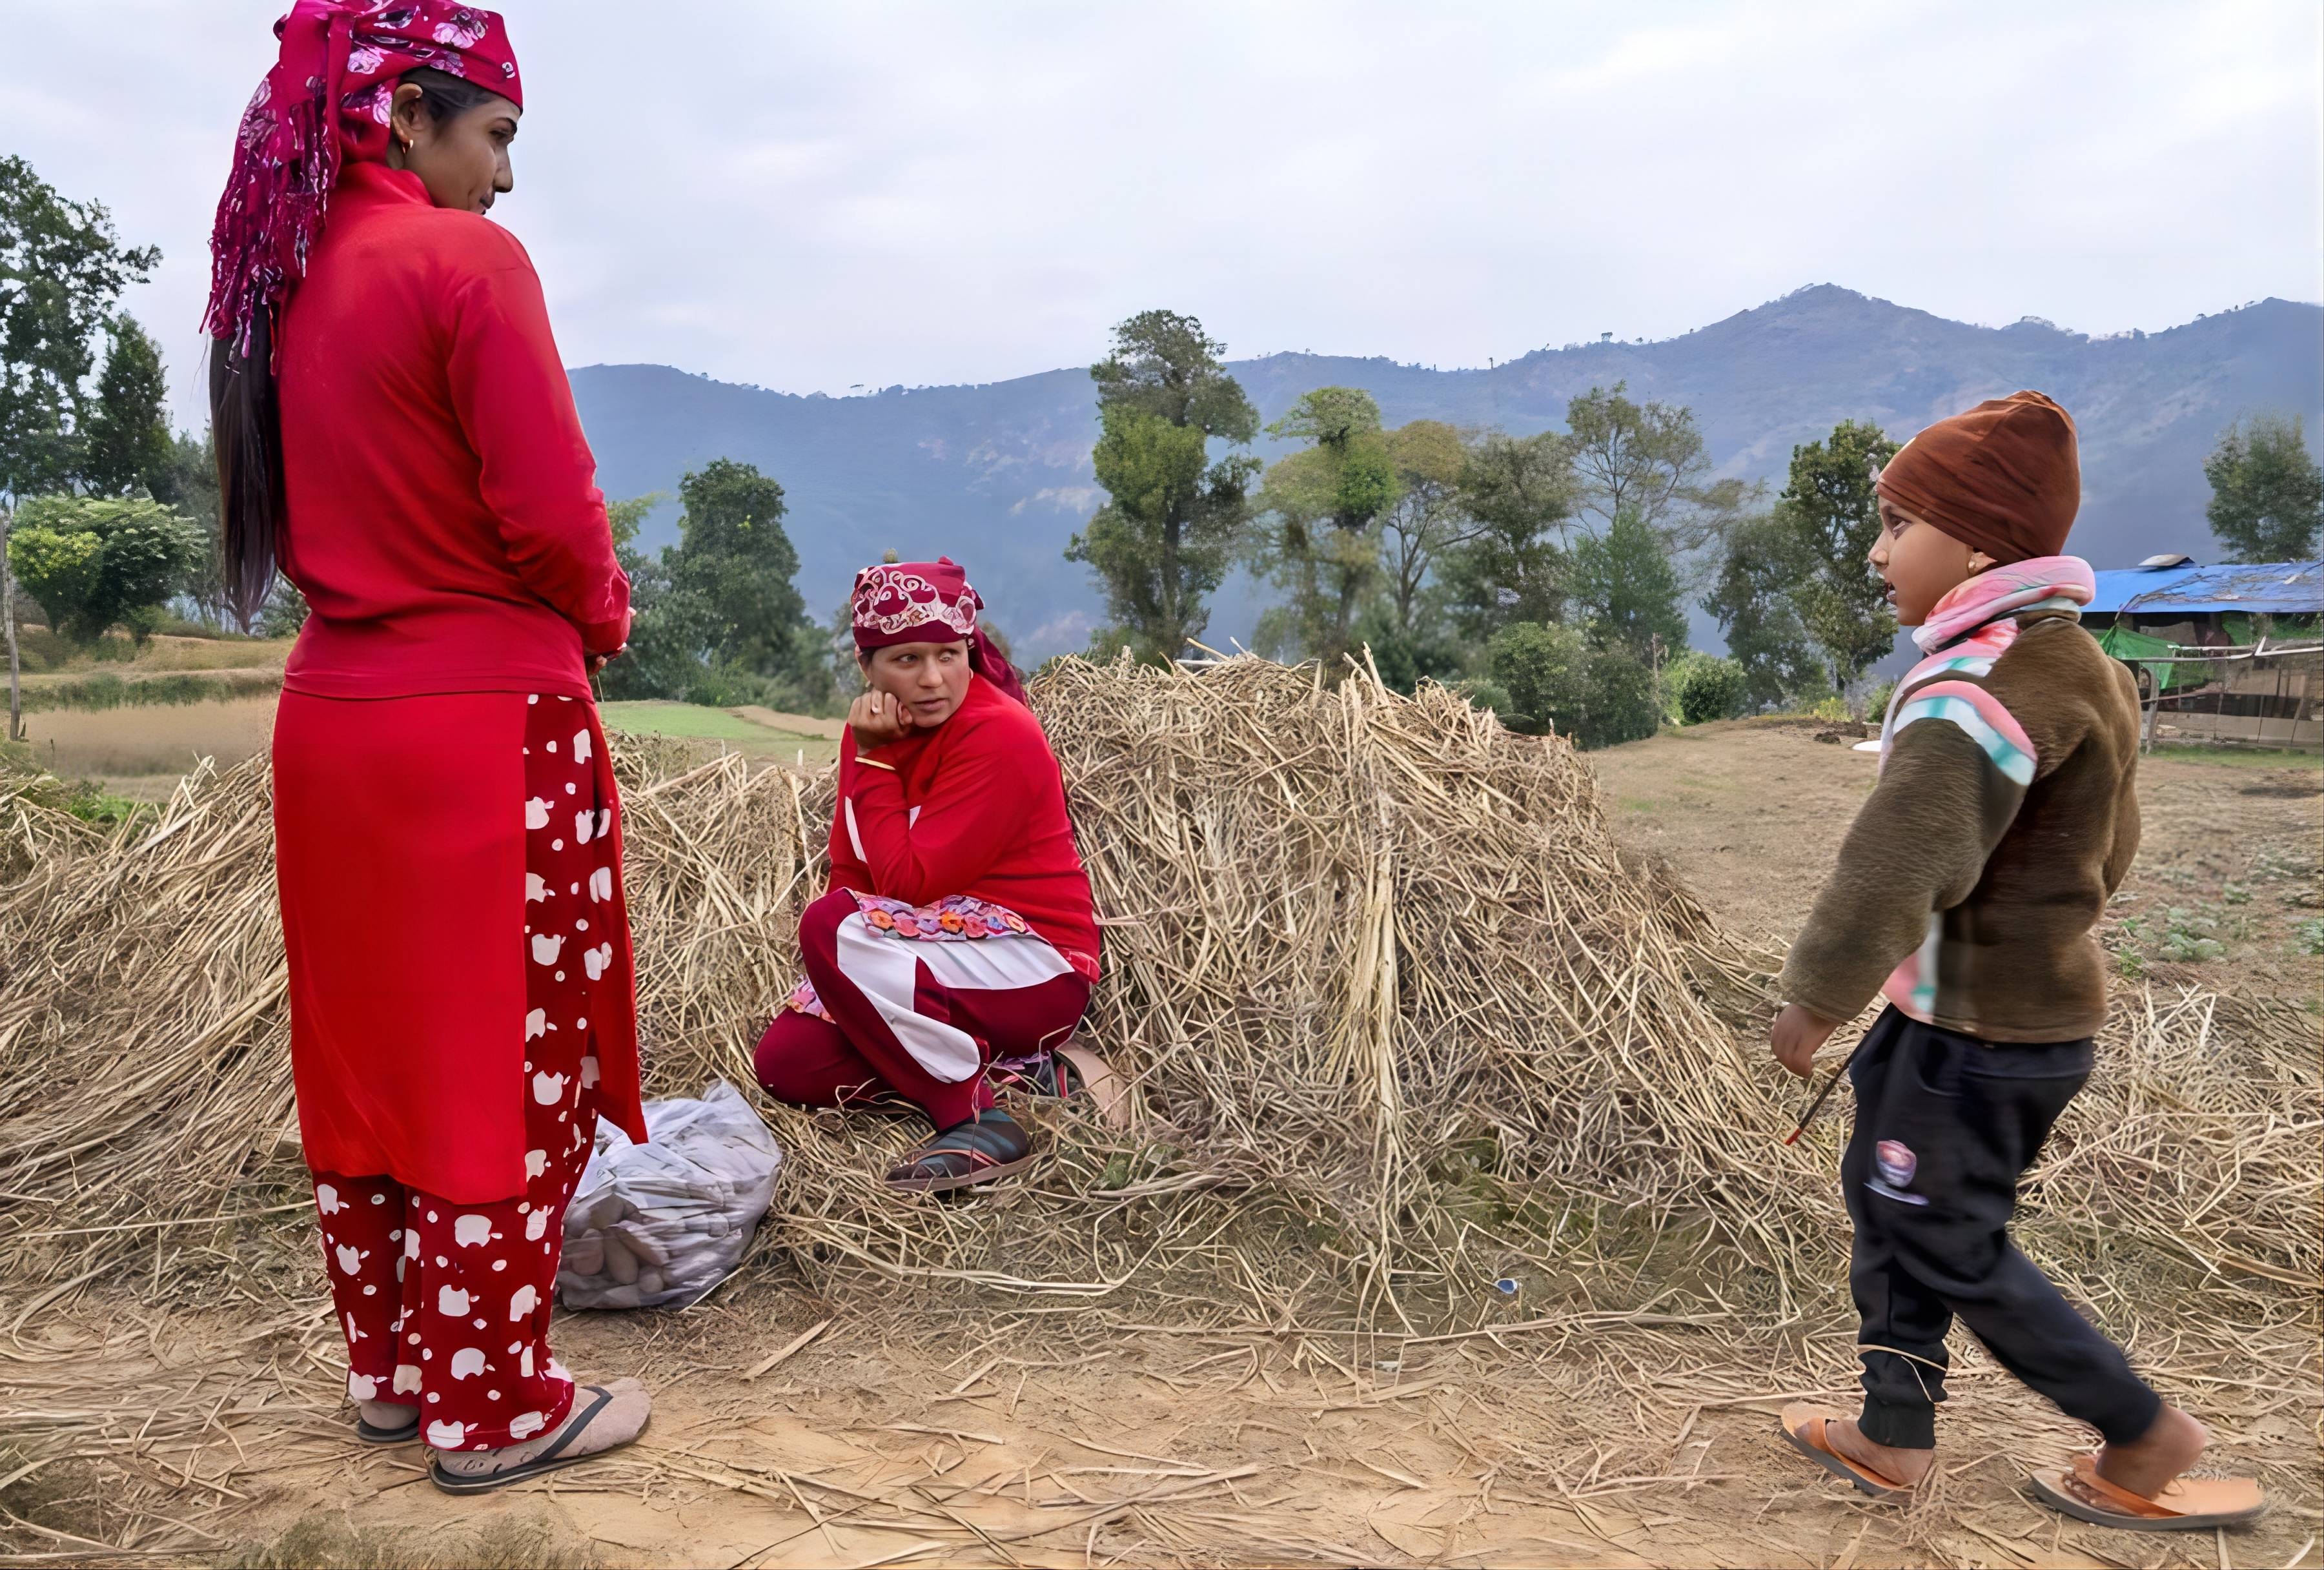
427, 1385, 618, 1495
357, 1412, 418, 1445
886, 1109, 1036, 1194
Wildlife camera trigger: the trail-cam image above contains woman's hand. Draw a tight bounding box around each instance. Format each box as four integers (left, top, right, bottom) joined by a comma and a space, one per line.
586, 644, 626, 677
1769, 1003, 1840, 1078
848, 689, 913, 750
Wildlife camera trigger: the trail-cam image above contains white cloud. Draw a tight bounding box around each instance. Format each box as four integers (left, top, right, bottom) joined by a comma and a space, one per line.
5, 0, 2316, 429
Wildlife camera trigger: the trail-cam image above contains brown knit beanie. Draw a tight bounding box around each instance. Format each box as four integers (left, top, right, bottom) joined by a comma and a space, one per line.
1874, 391, 2080, 564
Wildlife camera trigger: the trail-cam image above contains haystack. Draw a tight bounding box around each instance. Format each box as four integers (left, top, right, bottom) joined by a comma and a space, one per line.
0, 658, 2315, 1347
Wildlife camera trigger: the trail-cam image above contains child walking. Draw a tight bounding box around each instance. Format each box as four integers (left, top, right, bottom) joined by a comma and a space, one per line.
1769, 392, 2265, 1531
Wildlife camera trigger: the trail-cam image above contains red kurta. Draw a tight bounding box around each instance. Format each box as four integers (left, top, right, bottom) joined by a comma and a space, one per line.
273, 161, 645, 1203
830, 673, 1101, 969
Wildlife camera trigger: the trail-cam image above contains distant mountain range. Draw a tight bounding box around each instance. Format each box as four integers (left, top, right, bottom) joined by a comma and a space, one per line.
567, 285, 2324, 660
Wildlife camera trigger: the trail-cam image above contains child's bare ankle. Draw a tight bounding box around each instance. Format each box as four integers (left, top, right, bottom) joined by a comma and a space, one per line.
2097, 1405, 2207, 1495
1831, 1418, 1934, 1484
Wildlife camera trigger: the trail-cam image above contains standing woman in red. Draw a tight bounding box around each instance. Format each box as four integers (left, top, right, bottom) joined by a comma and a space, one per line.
754, 558, 1114, 1191
208, 1, 650, 1493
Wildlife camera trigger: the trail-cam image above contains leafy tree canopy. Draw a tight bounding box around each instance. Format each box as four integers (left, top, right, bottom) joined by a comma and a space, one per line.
0, 156, 159, 500
1069, 311, 1259, 664
79, 314, 171, 500
1775, 419, 1898, 691
1439, 429, 1575, 640
1568, 508, 1687, 658
2205, 414, 2322, 563
5, 493, 203, 644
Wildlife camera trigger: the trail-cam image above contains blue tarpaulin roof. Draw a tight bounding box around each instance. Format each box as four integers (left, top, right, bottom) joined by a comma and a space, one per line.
2086, 560, 2323, 617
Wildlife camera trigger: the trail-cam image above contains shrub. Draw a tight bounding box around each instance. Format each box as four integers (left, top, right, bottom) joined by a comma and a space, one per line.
1455, 678, 1516, 721
1666, 651, 1748, 725
260, 576, 311, 638
6, 494, 204, 646
1485, 622, 1662, 748
1486, 622, 1588, 737
1585, 642, 1663, 748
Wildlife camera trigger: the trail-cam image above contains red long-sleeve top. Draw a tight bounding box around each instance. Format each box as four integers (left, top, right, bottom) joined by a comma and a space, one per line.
277, 162, 627, 700
831, 673, 1101, 968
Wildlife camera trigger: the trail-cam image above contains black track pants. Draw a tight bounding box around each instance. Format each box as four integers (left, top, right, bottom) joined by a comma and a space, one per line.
1844, 1006, 2162, 1450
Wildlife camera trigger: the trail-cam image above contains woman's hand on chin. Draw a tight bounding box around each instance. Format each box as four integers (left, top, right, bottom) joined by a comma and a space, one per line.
849, 689, 913, 750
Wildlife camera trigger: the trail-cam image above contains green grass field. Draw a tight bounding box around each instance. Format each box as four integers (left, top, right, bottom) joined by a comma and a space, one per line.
597, 700, 841, 766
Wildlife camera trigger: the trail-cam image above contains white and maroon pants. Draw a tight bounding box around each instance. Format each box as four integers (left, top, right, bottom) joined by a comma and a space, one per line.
306, 695, 613, 1451
755, 888, 1090, 1129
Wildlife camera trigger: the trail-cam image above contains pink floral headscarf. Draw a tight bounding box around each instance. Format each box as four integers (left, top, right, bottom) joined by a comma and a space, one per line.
205, 1, 522, 352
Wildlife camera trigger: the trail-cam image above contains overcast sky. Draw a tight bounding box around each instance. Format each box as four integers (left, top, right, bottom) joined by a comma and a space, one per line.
8, 1, 2320, 427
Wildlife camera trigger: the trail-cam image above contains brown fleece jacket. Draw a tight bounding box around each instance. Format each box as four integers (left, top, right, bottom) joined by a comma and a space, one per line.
1780, 609, 2141, 1043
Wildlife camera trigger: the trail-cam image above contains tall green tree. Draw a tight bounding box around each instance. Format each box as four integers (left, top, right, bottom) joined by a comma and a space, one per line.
1439, 429, 1575, 639
1350, 418, 1478, 692
598, 467, 832, 710
1066, 310, 1260, 662
2204, 414, 2323, 562
1375, 419, 1477, 634
0, 158, 159, 499
1568, 508, 1687, 658
1775, 419, 1899, 692
1251, 387, 1400, 666
1705, 509, 1824, 709
1564, 383, 1713, 544
666, 460, 815, 678
1, 156, 159, 737
79, 314, 172, 499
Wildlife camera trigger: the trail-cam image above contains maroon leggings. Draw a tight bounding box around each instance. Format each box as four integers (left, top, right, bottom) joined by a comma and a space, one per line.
755, 888, 1089, 1128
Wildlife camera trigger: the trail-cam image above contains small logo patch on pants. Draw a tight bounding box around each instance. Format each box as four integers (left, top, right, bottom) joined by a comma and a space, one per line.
1868, 1139, 1928, 1205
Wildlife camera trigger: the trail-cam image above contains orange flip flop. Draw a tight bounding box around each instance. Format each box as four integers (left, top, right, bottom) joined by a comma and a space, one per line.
1779, 1403, 1913, 1498
2030, 1454, 2267, 1532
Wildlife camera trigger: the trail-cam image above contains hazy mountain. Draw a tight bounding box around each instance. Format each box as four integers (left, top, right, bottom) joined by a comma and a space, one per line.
569, 285, 2323, 660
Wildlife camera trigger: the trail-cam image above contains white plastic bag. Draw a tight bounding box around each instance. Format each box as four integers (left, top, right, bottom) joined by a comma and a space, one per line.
558, 1079, 782, 1310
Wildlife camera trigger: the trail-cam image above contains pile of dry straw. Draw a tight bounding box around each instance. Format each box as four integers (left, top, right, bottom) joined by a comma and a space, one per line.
1, 656, 2315, 1341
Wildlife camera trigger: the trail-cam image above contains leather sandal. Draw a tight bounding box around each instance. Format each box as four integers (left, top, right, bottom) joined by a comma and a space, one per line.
2030, 1454, 2266, 1532
886, 1110, 1036, 1194
1779, 1403, 1913, 1498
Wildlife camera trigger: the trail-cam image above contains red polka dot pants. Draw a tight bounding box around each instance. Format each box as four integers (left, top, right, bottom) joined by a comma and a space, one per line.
307, 694, 615, 1451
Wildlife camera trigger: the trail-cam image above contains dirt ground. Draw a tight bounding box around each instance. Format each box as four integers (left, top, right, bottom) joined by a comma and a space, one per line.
21, 1287, 2319, 1570
1594, 719, 2324, 1007
9, 720, 2319, 1568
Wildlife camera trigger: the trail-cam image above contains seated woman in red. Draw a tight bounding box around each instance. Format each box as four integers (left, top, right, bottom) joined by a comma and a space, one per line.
754, 558, 1106, 1192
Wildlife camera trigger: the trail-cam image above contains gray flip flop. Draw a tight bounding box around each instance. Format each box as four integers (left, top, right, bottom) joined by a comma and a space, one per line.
427, 1385, 620, 1495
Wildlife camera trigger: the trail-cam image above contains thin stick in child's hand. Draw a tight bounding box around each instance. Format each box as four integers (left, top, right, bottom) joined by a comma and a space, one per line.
1782, 1038, 1866, 1145
1782, 1071, 1844, 1145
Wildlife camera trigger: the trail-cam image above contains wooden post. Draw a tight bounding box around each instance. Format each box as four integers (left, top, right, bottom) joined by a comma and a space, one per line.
1, 502, 21, 745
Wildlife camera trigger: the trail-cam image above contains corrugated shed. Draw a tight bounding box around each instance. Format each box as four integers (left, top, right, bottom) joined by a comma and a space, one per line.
2086, 560, 2323, 617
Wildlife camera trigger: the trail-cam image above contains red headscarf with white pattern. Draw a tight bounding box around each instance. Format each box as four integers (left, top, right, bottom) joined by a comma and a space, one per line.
205, 1, 522, 353
851, 557, 1029, 708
